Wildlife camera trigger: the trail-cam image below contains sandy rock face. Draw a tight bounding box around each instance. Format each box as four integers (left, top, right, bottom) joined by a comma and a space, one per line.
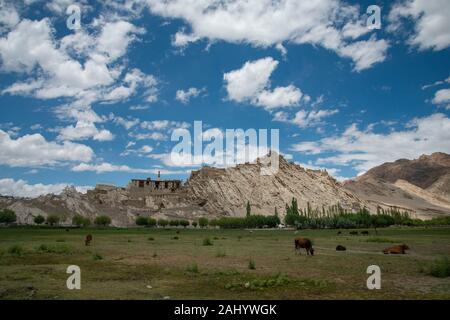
1, 154, 364, 226
184, 155, 362, 216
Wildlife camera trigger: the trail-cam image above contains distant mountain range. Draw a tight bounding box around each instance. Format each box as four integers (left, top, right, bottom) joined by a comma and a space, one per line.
1, 152, 449, 226
344, 152, 450, 218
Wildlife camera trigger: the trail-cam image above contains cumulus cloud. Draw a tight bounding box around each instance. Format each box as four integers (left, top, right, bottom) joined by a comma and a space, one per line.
291, 113, 450, 174
274, 109, 339, 128
0, 178, 92, 198
72, 162, 186, 175
224, 57, 307, 109
388, 0, 450, 51
175, 87, 205, 104
147, 0, 388, 71
0, 129, 93, 167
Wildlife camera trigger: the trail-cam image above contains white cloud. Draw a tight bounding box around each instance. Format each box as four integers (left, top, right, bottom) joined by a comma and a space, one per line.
175, 87, 204, 104
0, 129, 93, 167
0, 178, 92, 198
291, 113, 450, 174
57, 121, 114, 142
147, 0, 388, 71
72, 162, 185, 175
432, 88, 450, 109
274, 109, 339, 128
224, 57, 307, 109
388, 0, 450, 51
256, 85, 303, 109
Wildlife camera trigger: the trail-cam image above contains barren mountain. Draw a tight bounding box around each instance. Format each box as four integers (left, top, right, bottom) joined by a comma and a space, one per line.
344, 152, 450, 218
0, 154, 362, 226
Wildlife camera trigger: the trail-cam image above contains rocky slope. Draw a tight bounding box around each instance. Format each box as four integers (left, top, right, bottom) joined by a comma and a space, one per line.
0, 154, 363, 226
344, 152, 450, 218
184, 154, 361, 216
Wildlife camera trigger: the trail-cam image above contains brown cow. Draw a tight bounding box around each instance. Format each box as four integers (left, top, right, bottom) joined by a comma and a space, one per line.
294, 237, 314, 256
85, 234, 93, 246
383, 244, 409, 254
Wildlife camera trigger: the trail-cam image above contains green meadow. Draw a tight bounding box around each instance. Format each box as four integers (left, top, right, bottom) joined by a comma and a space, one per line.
0, 227, 449, 299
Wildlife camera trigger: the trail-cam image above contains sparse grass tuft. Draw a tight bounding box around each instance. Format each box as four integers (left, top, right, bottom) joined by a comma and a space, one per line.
92, 253, 103, 261
216, 249, 226, 258
186, 263, 199, 273
365, 237, 397, 243
36, 244, 72, 254
248, 259, 256, 270
8, 245, 24, 256
203, 238, 213, 246
172, 236, 179, 240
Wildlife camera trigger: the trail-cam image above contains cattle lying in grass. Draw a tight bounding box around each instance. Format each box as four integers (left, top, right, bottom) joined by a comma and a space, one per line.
349, 231, 358, 235
383, 244, 410, 254
85, 234, 93, 246
336, 245, 346, 251
294, 237, 315, 256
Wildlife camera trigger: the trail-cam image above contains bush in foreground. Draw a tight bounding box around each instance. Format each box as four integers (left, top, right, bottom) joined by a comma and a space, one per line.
421, 257, 450, 278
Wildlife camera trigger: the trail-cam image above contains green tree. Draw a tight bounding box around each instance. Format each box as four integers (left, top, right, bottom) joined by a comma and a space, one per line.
246, 201, 251, 217
199, 217, 208, 228
94, 215, 111, 227
180, 220, 190, 228
158, 219, 168, 228
192, 221, 198, 228
135, 216, 149, 226
72, 214, 91, 227
0, 209, 17, 224
34, 215, 45, 225
46, 214, 60, 226
147, 218, 157, 227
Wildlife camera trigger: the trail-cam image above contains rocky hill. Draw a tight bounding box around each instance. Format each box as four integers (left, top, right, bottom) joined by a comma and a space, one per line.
0, 154, 363, 226
344, 152, 450, 218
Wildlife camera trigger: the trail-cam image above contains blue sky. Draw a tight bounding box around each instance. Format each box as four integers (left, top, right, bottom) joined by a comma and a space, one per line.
0, 0, 449, 197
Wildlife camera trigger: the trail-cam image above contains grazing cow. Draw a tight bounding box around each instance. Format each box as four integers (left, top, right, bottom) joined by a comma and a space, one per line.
294, 237, 315, 256
85, 234, 93, 246
336, 245, 346, 251
349, 231, 358, 235
361, 230, 369, 235
383, 244, 410, 254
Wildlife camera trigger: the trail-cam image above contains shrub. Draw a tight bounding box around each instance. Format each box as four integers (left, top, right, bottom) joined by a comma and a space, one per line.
158, 219, 168, 227
94, 215, 111, 227
192, 221, 198, 228
0, 209, 17, 224
8, 245, 24, 256
148, 237, 155, 241
186, 263, 199, 273
72, 215, 91, 227
135, 216, 149, 226
92, 253, 103, 261
34, 215, 45, 225
248, 259, 256, 270
199, 217, 208, 228
46, 214, 60, 226
203, 238, 213, 246
422, 257, 450, 278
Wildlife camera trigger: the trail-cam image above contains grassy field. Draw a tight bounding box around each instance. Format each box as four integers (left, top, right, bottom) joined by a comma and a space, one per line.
0, 226, 449, 300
